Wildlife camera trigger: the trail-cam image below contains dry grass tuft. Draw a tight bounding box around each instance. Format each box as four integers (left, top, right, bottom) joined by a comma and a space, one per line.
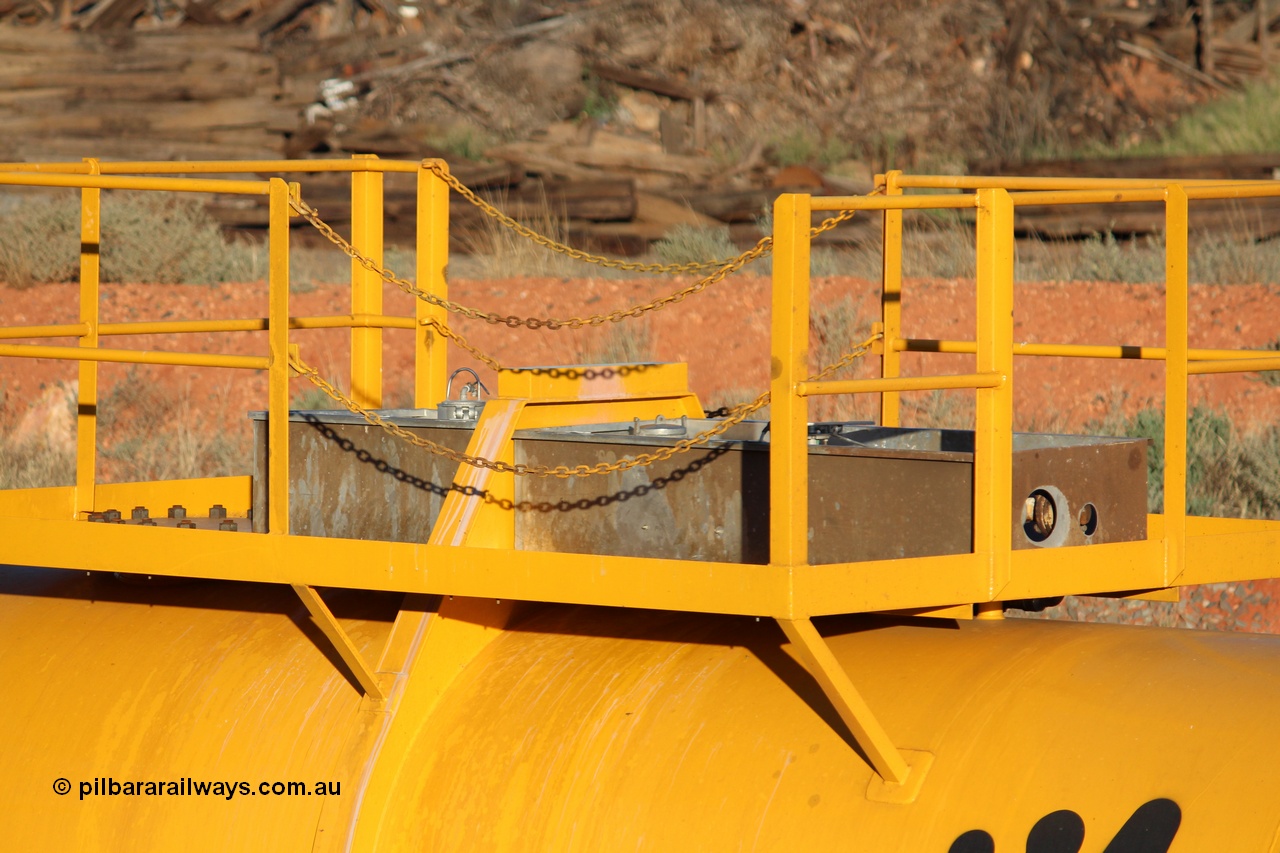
96, 372, 249, 483
458, 188, 580, 279
0, 191, 261, 287
575, 321, 655, 365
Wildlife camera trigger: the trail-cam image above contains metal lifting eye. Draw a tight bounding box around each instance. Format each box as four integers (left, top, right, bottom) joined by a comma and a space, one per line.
439, 367, 490, 421
629, 414, 688, 437
446, 367, 489, 401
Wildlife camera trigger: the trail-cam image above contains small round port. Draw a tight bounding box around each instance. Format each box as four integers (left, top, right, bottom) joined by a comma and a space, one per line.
1078, 502, 1098, 537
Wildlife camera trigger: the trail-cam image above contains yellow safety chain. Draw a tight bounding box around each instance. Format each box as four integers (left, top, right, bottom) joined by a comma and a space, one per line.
286, 164, 884, 475
422, 317, 501, 372
288, 330, 881, 479
289, 167, 879, 337
293, 196, 767, 331
421, 161, 743, 275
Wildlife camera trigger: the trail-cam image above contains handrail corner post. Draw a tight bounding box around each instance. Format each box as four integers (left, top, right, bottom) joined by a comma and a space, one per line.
1163, 183, 1190, 585
74, 157, 102, 518
267, 177, 292, 535
880, 170, 904, 427
973, 187, 1015, 597
770, 192, 812, 569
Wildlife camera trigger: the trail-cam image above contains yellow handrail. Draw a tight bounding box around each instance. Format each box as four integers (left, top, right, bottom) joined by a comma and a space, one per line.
0, 156, 1278, 622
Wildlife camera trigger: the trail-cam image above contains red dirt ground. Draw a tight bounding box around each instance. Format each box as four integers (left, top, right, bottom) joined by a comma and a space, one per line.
4, 274, 1279, 432
3, 273, 1280, 631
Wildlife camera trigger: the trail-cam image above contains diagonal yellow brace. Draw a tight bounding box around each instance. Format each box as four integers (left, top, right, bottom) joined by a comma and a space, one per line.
777, 616, 910, 784
291, 584, 386, 702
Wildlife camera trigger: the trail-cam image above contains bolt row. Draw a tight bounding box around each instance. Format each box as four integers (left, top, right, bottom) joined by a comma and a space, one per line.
87, 504, 244, 531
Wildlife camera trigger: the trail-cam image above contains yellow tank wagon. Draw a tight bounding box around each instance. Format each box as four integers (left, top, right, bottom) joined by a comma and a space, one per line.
2, 159, 1280, 851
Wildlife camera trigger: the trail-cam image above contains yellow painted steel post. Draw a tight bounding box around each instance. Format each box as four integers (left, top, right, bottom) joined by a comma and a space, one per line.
974, 188, 1015, 598
351, 154, 384, 408
880, 170, 903, 427
74, 158, 100, 518
1164, 185, 1189, 585
416, 159, 449, 408
771, 193, 811, 570
268, 178, 291, 535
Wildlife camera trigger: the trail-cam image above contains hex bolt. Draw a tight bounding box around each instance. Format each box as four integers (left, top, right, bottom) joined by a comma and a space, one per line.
87, 512, 105, 523
177, 519, 197, 529
102, 509, 121, 522
168, 505, 186, 520
131, 506, 149, 521
139, 519, 157, 527
218, 519, 238, 532
209, 504, 227, 520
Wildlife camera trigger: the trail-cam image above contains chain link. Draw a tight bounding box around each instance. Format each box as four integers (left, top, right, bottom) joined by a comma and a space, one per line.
288, 331, 880, 479
289, 161, 879, 336
293, 196, 771, 331
285, 162, 883, 476
422, 161, 744, 275
421, 317, 501, 371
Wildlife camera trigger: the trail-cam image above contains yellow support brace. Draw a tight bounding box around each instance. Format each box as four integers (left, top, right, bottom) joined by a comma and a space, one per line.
777, 617, 912, 786
291, 584, 387, 701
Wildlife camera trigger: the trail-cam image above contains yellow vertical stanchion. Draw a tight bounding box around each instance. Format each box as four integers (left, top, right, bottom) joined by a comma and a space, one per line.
351, 153, 384, 408
973, 188, 1015, 598
74, 158, 101, 518
770, 193, 811, 570
416, 160, 449, 408
268, 178, 291, 535
773, 199, 914, 786
1164, 184, 1189, 586
880, 170, 903, 427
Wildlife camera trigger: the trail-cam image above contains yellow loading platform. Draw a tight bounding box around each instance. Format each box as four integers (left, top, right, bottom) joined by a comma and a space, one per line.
1, 158, 1280, 851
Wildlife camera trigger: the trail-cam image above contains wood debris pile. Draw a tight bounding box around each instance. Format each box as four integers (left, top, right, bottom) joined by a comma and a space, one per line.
0, 1, 1277, 250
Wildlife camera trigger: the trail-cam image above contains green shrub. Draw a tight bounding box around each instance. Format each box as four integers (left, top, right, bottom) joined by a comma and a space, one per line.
652, 224, 739, 266
97, 373, 248, 482
459, 191, 581, 279
1189, 235, 1280, 285
1132, 75, 1280, 156
0, 193, 80, 287
576, 322, 654, 364
429, 124, 497, 162
770, 129, 819, 167
1091, 404, 1280, 518
1072, 232, 1166, 283
903, 219, 975, 280
291, 387, 334, 411
0, 191, 260, 286
810, 296, 876, 421
0, 436, 75, 489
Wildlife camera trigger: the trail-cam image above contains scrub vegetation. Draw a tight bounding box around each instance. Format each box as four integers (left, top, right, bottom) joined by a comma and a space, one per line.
0, 192, 261, 287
